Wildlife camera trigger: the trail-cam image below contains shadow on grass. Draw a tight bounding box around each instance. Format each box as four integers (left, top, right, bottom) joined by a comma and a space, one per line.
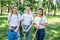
31, 22, 60, 40
0, 17, 7, 26
0, 14, 8, 40
0, 14, 60, 40
0, 25, 8, 40
46, 15, 60, 18
45, 22, 60, 40
0, 14, 8, 16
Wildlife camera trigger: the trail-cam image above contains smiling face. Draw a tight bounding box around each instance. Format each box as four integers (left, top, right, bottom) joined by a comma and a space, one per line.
37, 8, 43, 16
25, 6, 31, 13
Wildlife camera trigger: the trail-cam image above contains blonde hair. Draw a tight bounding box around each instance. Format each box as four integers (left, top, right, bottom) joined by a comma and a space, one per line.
10, 6, 18, 19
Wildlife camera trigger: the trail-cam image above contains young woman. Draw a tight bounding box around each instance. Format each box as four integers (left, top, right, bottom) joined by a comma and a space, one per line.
34, 8, 48, 40
8, 6, 21, 40
21, 6, 33, 40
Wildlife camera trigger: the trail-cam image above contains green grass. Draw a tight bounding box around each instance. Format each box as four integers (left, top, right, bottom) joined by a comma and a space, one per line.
0, 13, 60, 40
45, 15, 60, 40
0, 14, 8, 40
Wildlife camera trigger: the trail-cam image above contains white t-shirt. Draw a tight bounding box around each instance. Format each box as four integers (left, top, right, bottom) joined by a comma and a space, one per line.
8, 13, 21, 26
30, 11, 34, 16
34, 16, 48, 29
22, 13, 33, 25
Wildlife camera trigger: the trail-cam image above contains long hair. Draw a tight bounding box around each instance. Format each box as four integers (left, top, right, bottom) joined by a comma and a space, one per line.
11, 6, 18, 14
10, 6, 18, 20
38, 8, 43, 16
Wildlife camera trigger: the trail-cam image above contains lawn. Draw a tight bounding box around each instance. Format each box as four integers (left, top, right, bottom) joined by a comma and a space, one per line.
0, 13, 60, 40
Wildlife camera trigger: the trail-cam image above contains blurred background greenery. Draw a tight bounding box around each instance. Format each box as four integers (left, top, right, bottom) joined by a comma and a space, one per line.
0, 0, 60, 40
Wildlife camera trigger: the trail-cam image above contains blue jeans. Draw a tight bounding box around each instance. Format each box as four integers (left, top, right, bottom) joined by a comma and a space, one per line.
36, 28, 45, 40
8, 26, 20, 40
23, 25, 31, 40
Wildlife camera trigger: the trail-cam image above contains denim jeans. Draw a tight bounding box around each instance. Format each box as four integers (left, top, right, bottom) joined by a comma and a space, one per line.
36, 28, 45, 40
23, 25, 31, 40
8, 26, 20, 40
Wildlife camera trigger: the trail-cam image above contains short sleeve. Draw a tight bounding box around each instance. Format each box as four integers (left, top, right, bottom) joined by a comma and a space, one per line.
44, 17, 48, 23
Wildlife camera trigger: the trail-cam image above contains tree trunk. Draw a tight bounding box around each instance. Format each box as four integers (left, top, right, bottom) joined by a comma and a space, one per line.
1, 1, 3, 14
18, 0, 20, 8
53, 0, 57, 16
8, 6, 10, 13
47, 0, 51, 16
7, 1, 10, 13
1, 6, 2, 14
42, 0, 46, 15
54, 5, 56, 16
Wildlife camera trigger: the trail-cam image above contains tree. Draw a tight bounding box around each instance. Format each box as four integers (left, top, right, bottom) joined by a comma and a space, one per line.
1, 0, 4, 14
53, 0, 57, 16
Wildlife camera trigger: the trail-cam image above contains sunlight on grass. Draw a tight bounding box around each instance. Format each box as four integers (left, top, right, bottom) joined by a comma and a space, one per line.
0, 16, 8, 18
51, 30, 59, 37
4, 20, 7, 22
0, 13, 60, 40
48, 17, 60, 24
51, 30, 59, 34
0, 24, 7, 27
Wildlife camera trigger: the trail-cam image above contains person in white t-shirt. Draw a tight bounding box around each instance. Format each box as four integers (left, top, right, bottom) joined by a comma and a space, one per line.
34, 8, 48, 40
21, 6, 33, 40
8, 6, 21, 40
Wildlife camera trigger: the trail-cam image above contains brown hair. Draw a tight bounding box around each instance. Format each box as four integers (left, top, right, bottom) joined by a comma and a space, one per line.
11, 6, 18, 14
31, 7, 33, 11
38, 8, 43, 16
26, 5, 31, 9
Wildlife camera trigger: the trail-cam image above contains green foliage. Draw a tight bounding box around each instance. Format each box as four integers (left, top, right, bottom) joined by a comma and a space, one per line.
19, 5, 25, 12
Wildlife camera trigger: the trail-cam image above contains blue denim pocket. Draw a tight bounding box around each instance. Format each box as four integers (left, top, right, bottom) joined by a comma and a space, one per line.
8, 26, 19, 40
8, 30, 17, 40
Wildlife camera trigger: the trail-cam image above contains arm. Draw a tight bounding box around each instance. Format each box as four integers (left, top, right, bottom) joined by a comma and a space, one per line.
16, 21, 20, 30
39, 23, 48, 26
26, 20, 33, 32
14, 21, 20, 32
21, 14, 25, 31
8, 20, 12, 30
14, 14, 21, 32
8, 14, 12, 30
33, 23, 37, 28
33, 23, 40, 29
26, 15, 34, 31
43, 23, 48, 26
43, 17, 48, 26
16, 14, 22, 30
39, 17, 48, 26
21, 20, 28, 32
21, 20, 25, 31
